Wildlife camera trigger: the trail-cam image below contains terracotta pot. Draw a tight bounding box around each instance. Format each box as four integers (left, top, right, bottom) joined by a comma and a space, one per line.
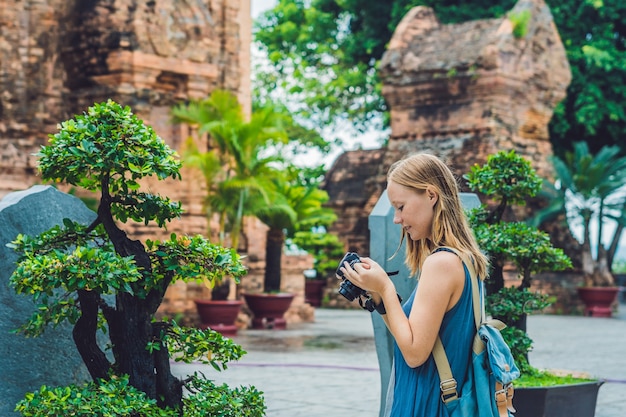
577, 287, 619, 317
305, 279, 326, 307
243, 293, 294, 330
194, 299, 243, 336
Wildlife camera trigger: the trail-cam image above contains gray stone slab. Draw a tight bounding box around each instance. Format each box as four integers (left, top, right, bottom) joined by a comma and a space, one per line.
0, 185, 97, 416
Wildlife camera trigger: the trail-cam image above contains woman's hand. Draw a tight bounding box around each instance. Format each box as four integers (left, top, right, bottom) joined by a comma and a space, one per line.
338, 257, 392, 296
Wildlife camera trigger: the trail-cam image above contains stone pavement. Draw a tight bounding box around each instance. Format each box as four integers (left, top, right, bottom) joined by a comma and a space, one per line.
171, 306, 626, 417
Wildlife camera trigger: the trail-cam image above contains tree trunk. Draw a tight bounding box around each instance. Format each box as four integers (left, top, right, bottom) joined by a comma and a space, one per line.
108, 294, 158, 399
486, 259, 505, 296
73, 290, 111, 380
96, 199, 183, 410
264, 228, 285, 293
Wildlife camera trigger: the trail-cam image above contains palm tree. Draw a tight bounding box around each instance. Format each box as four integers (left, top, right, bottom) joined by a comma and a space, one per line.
536, 142, 626, 286
255, 172, 337, 293
172, 90, 289, 251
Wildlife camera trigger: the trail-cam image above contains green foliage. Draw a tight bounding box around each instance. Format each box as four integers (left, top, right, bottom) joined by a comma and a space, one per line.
487, 287, 555, 324
613, 258, 626, 274
148, 234, 247, 287
516, 369, 595, 388
9, 100, 263, 415
466, 150, 542, 216
466, 151, 572, 292
15, 374, 266, 417
533, 141, 626, 282
472, 221, 572, 289
183, 375, 266, 417
292, 230, 345, 278
162, 321, 246, 370
15, 375, 175, 417
172, 89, 292, 250
508, 10, 531, 38
548, 0, 626, 157
39, 100, 182, 227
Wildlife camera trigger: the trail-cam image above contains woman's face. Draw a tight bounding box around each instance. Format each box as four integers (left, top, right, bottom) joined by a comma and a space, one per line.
387, 180, 436, 241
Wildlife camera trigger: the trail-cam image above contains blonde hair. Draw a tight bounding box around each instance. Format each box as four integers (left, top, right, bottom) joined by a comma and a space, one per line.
387, 153, 489, 279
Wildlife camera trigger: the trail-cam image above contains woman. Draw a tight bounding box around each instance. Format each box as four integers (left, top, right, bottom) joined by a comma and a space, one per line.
339, 153, 489, 416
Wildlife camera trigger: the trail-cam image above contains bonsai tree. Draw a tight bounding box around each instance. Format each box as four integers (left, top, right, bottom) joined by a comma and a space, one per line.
465, 150, 572, 373
8, 100, 265, 416
532, 141, 626, 286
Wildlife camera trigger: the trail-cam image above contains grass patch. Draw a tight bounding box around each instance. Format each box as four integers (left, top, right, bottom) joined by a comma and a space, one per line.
517, 369, 596, 388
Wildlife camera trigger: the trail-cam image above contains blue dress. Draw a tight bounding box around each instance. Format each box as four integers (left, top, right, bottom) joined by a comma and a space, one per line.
386, 250, 476, 417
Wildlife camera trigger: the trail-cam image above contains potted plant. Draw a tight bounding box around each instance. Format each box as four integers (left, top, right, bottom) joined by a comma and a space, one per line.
177, 134, 244, 335
8, 100, 265, 416
466, 150, 601, 417
294, 230, 345, 307
533, 142, 626, 317
172, 90, 291, 332
250, 166, 337, 327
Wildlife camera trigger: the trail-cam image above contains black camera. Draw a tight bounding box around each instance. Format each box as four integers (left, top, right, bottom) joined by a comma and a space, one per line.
336, 252, 368, 301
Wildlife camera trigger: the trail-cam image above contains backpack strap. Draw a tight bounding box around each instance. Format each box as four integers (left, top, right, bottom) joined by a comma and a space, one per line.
432, 247, 515, 417
431, 247, 482, 403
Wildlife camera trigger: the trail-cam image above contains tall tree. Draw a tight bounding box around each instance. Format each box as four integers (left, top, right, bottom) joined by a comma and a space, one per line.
255, 0, 626, 157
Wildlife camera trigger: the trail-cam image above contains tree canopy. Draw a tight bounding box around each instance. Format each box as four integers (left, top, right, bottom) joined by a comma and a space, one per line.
255, 0, 626, 157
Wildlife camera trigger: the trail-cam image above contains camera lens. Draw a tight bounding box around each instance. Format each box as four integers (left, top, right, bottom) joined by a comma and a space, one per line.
336, 252, 367, 301
338, 280, 364, 301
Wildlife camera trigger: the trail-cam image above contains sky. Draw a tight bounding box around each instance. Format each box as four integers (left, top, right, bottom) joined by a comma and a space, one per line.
251, 0, 277, 19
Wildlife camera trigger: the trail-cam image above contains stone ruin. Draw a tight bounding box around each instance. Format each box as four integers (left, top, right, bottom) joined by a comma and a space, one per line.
321, 0, 579, 310
0, 0, 250, 208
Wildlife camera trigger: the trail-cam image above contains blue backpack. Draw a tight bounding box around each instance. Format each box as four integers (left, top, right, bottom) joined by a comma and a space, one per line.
432, 249, 520, 417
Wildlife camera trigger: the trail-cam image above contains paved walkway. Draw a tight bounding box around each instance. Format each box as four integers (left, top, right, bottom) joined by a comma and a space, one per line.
171, 305, 626, 417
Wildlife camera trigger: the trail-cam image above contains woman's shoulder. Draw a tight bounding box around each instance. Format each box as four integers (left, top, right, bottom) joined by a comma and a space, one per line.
424, 248, 464, 273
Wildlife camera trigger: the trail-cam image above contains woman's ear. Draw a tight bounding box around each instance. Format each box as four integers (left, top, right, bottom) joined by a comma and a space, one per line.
426, 187, 438, 204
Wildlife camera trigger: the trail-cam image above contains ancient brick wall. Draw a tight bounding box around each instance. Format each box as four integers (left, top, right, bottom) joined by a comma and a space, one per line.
0, 0, 312, 324
0, 0, 250, 200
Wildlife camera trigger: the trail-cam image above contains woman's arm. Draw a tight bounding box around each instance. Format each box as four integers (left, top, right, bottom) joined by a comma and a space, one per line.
348, 251, 465, 368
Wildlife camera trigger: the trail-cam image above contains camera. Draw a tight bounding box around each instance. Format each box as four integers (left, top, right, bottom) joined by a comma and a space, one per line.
336, 252, 368, 301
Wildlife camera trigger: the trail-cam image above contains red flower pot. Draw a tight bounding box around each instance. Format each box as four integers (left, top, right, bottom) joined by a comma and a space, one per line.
194, 299, 243, 336
577, 287, 619, 317
243, 293, 294, 330
305, 279, 326, 307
